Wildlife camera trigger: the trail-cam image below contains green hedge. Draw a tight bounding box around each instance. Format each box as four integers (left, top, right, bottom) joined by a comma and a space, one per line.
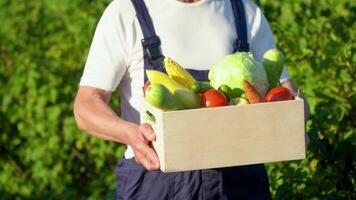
261, 0, 355, 199
0, 0, 355, 199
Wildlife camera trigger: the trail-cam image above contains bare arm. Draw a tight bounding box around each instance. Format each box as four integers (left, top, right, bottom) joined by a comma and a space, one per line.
73, 86, 160, 170
281, 79, 310, 148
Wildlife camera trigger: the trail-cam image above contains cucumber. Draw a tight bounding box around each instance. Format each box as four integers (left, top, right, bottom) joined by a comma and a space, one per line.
174, 89, 201, 109
218, 84, 232, 100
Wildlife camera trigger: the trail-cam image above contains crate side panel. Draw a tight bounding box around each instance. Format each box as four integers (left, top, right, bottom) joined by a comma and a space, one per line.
161, 100, 305, 172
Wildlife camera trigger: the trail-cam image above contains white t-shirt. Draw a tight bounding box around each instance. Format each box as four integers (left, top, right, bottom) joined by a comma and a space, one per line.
80, 0, 291, 158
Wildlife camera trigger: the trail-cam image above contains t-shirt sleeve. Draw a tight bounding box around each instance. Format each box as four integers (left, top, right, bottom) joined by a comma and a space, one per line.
248, 3, 291, 83
80, 1, 129, 91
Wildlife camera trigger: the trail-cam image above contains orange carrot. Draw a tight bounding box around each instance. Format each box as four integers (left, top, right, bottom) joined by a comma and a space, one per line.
242, 80, 263, 104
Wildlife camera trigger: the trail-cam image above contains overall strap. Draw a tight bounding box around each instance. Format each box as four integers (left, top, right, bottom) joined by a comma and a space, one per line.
131, 0, 164, 83
131, 0, 155, 38
231, 0, 249, 52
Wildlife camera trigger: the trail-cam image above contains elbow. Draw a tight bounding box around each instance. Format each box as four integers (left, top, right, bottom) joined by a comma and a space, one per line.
73, 98, 87, 132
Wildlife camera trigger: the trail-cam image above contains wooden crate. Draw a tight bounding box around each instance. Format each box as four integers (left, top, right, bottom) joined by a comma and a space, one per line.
140, 97, 306, 172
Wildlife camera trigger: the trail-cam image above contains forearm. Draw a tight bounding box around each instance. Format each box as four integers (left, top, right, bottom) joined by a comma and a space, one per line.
73, 87, 136, 145
73, 86, 160, 170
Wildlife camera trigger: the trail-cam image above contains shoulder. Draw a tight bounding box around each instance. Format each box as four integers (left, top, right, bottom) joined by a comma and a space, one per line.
241, 0, 261, 16
232, 0, 264, 29
240, 0, 267, 34
101, 0, 137, 23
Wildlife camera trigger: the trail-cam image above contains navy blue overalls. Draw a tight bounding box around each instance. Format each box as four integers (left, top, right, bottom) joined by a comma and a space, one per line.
115, 0, 271, 199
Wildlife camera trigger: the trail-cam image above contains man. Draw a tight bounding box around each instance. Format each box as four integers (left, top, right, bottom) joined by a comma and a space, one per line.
74, 0, 309, 199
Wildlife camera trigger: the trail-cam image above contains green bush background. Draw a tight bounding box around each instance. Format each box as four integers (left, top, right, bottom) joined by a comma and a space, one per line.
0, 0, 355, 199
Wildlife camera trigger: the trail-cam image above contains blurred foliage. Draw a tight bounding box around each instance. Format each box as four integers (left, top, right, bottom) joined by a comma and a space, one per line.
0, 0, 355, 199
0, 0, 122, 199
258, 0, 356, 199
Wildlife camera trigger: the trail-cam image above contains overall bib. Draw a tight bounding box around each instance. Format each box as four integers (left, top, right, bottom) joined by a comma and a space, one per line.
115, 0, 271, 199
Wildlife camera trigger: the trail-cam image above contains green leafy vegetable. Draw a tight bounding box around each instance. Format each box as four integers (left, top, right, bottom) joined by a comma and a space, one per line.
209, 52, 269, 97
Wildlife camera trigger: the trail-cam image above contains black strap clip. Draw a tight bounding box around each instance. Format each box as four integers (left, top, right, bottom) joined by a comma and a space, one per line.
233, 39, 249, 53
141, 36, 162, 60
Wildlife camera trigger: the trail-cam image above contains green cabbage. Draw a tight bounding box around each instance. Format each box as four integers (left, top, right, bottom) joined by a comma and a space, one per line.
209, 52, 269, 97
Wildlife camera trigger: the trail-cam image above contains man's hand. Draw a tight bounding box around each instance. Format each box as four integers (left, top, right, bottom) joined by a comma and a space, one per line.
127, 123, 160, 171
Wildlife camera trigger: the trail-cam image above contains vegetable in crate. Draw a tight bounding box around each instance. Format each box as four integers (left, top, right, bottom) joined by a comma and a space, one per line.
264, 86, 294, 102
242, 80, 263, 104
145, 83, 184, 111
143, 80, 151, 97
146, 70, 188, 93
164, 57, 196, 89
209, 52, 269, 98
174, 90, 201, 109
230, 88, 244, 98
201, 89, 228, 107
191, 81, 213, 93
218, 84, 233, 100
262, 49, 285, 89
229, 97, 248, 106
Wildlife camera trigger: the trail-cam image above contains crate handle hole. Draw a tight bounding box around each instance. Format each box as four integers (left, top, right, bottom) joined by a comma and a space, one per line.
145, 111, 156, 123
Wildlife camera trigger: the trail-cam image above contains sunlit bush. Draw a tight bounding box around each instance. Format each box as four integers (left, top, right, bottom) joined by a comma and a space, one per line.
0, 0, 354, 199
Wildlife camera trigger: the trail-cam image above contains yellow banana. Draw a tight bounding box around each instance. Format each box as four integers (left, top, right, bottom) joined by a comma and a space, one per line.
146, 70, 189, 93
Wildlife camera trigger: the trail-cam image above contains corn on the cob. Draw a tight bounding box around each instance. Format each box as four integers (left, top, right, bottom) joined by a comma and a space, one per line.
163, 57, 196, 89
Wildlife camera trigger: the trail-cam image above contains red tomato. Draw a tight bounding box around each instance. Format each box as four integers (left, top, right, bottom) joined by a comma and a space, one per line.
201, 89, 228, 107
143, 80, 151, 97
264, 86, 294, 102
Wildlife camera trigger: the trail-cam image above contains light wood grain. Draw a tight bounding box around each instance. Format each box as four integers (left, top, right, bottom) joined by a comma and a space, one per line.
140, 98, 306, 172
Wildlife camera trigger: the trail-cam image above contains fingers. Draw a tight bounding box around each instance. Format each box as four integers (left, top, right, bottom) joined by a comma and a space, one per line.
133, 141, 160, 170
139, 123, 156, 142
128, 124, 159, 171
